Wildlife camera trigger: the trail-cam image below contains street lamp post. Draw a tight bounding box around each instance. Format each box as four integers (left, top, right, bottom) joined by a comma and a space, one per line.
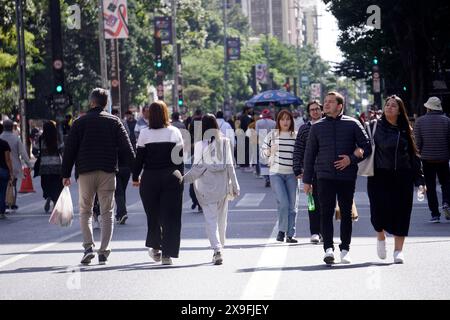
223, 0, 230, 118
171, 0, 179, 113
15, 0, 29, 154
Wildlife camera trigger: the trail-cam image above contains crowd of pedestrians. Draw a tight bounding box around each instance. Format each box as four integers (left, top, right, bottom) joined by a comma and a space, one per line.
1, 86, 448, 267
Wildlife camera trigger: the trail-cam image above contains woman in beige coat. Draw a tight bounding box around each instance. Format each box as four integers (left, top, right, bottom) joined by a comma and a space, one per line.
183, 114, 240, 265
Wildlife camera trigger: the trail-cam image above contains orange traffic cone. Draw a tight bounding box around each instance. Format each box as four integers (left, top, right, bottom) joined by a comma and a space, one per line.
19, 167, 35, 193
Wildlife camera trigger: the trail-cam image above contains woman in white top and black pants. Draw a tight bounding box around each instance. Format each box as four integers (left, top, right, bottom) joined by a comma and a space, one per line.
132, 101, 184, 265
261, 110, 298, 243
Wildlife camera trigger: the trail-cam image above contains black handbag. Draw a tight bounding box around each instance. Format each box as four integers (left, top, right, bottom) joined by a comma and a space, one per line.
33, 138, 41, 177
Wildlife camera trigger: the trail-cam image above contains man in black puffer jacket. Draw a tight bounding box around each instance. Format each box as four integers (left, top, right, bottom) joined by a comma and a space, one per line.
303, 91, 371, 265
62, 88, 135, 266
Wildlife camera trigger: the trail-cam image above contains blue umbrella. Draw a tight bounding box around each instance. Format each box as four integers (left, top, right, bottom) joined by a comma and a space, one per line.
245, 89, 303, 107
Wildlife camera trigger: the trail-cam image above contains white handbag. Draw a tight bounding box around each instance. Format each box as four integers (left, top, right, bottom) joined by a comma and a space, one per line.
357, 120, 377, 177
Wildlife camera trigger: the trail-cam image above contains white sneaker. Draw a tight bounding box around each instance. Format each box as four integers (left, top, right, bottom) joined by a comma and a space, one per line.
340, 250, 352, 264
377, 240, 387, 259
148, 248, 161, 262
393, 250, 404, 264
310, 234, 320, 244
161, 256, 173, 265
323, 248, 335, 264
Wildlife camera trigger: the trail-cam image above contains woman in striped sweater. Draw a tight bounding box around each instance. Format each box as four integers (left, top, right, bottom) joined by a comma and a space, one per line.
261, 110, 298, 243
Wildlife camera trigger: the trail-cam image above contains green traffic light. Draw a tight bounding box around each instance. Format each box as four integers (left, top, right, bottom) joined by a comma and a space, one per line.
178, 99, 183, 106
403, 86, 407, 91
56, 85, 63, 93
373, 58, 378, 65
156, 61, 162, 68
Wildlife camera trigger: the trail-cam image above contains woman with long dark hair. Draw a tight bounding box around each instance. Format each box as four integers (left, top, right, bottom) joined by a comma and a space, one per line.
132, 101, 184, 265
37, 121, 63, 213
261, 109, 298, 243
367, 95, 423, 263
183, 114, 240, 265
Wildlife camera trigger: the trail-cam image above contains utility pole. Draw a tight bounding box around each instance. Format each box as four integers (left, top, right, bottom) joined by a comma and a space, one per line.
223, 0, 230, 118
264, 0, 272, 90
171, 0, 178, 113
98, 0, 108, 89
15, 0, 29, 154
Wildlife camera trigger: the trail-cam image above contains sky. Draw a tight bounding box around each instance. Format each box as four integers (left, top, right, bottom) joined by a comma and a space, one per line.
316, 0, 343, 64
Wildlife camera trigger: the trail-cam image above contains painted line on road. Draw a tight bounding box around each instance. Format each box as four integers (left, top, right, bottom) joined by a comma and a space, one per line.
240, 223, 289, 300
0, 231, 82, 269
236, 193, 266, 207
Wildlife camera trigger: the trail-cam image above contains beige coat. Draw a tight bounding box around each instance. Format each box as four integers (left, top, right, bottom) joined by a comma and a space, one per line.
183, 137, 239, 205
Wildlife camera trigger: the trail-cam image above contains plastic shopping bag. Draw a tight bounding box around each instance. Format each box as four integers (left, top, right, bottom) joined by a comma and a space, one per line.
49, 186, 73, 227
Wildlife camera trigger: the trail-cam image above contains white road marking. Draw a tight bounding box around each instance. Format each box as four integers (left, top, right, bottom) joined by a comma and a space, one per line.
240, 223, 289, 300
236, 193, 266, 207
0, 231, 82, 269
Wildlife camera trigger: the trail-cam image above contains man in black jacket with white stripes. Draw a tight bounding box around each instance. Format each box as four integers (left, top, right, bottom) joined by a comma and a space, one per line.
303, 91, 371, 265
61, 88, 135, 265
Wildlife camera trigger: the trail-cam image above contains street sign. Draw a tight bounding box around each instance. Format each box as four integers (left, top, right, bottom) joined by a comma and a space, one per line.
103, 0, 129, 39
255, 64, 268, 84
154, 16, 172, 45
226, 37, 240, 61
310, 83, 321, 99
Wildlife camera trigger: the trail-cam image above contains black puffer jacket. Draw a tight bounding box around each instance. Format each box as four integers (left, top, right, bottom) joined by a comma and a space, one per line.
303, 114, 371, 184
373, 117, 412, 170
61, 107, 135, 178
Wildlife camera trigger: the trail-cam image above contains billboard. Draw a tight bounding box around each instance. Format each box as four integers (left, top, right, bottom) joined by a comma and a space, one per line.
255, 64, 268, 84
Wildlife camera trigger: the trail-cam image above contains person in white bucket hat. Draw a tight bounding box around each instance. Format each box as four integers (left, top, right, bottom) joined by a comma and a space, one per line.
423, 96, 443, 111
414, 96, 450, 223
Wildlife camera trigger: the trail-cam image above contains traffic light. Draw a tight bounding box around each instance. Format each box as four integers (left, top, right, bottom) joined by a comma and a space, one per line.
154, 32, 163, 70
55, 84, 63, 93
373, 57, 378, 65
178, 90, 183, 107
402, 85, 407, 91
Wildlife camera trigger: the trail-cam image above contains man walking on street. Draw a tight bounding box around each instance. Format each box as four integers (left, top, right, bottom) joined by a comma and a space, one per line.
0, 119, 33, 211
414, 96, 450, 222
303, 92, 371, 265
61, 88, 135, 265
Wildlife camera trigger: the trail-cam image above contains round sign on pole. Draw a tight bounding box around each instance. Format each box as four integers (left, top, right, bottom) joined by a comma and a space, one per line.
53, 60, 63, 69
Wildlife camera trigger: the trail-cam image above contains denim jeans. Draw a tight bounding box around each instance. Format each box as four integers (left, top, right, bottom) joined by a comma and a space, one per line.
0, 168, 9, 214
270, 173, 297, 237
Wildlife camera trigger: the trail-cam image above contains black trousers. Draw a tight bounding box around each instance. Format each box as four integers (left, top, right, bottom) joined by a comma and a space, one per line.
308, 177, 321, 236
115, 167, 131, 218
317, 179, 356, 252
140, 168, 183, 258
423, 160, 450, 217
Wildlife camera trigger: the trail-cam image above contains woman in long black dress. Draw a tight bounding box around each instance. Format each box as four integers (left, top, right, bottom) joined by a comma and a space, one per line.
367, 95, 423, 264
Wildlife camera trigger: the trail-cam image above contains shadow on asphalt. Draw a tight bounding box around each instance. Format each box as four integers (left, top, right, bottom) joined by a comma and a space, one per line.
0, 261, 215, 275
236, 262, 394, 273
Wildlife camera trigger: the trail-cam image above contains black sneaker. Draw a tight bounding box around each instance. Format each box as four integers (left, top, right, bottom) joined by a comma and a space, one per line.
98, 253, 108, 265
117, 215, 128, 225
265, 181, 271, 188
10, 205, 18, 210
276, 231, 285, 242
44, 198, 51, 213
429, 216, 440, 223
80, 248, 95, 265
191, 203, 197, 210
286, 236, 298, 243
